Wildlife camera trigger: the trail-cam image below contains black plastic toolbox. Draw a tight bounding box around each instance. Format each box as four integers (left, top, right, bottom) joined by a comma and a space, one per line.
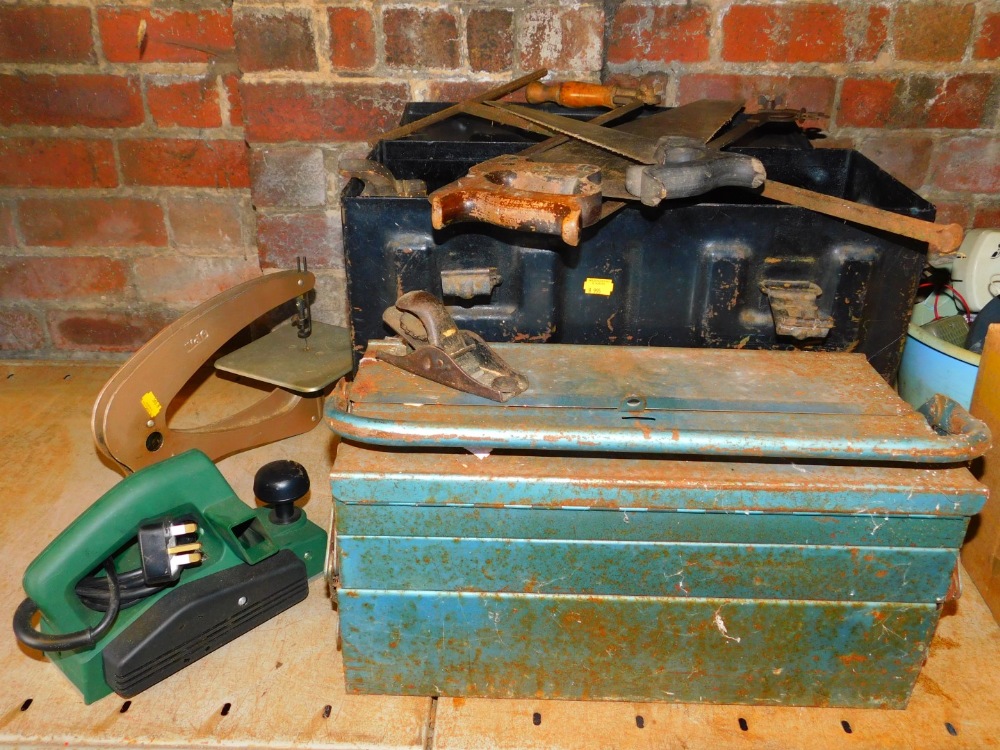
341, 104, 932, 381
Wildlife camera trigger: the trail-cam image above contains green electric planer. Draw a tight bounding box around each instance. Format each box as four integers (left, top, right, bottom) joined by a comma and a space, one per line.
14, 450, 327, 704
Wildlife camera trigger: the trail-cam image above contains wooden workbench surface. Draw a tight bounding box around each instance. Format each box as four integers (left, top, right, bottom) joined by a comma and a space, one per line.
1, 361, 998, 750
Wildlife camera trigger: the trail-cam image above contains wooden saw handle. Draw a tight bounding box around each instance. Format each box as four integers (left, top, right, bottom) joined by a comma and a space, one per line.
427, 155, 603, 246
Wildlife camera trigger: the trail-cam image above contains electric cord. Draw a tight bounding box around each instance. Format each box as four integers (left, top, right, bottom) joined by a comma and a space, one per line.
13, 559, 122, 652
74, 566, 168, 611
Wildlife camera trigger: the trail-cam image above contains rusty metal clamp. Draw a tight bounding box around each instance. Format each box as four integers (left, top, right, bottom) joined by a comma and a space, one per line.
377, 290, 529, 402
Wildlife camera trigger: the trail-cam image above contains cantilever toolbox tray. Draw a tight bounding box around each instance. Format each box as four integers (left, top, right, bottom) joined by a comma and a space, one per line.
326, 342, 990, 708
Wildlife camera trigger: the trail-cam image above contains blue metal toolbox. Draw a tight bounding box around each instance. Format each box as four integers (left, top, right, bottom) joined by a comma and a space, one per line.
326, 342, 989, 708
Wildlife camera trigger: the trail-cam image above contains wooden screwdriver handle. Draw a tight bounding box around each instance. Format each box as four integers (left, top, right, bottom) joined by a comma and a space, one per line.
525, 81, 662, 109
526, 81, 617, 108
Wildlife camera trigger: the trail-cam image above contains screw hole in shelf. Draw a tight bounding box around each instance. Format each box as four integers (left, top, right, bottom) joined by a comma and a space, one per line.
323, 705, 332, 719
6, 373, 13, 379
738, 717, 749, 731
120, 701, 131, 714
63, 374, 71, 380
946, 722, 958, 736
19, 698, 31, 712
220, 703, 231, 717
635, 715, 645, 729
532, 712, 542, 726
841, 720, 853, 734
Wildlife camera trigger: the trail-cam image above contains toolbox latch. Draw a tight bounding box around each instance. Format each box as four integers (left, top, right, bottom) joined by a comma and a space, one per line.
760, 280, 835, 340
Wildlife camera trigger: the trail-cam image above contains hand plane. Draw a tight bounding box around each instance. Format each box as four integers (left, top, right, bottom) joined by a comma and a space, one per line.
13, 450, 327, 703
377, 290, 529, 402
93, 267, 352, 474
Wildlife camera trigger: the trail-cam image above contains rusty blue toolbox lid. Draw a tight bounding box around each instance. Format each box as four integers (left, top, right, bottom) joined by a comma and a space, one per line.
327, 341, 990, 463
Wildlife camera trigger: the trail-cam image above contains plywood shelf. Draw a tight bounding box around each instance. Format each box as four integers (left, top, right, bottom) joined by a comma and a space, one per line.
1, 361, 998, 749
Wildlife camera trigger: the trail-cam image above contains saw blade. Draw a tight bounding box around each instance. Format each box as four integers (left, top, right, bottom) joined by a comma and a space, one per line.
489, 102, 661, 163
526, 99, 746, 201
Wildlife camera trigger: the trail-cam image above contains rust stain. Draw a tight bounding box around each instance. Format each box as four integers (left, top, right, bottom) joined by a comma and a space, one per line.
932, 635, 960, 650
839, 654, 868, 665
917, 673, 958, 705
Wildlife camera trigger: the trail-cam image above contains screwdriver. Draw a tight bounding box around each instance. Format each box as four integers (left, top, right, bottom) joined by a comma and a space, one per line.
525, 80, 662, 109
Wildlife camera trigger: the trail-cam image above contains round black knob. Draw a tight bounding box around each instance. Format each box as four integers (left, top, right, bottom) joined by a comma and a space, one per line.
253, 460, 309, 525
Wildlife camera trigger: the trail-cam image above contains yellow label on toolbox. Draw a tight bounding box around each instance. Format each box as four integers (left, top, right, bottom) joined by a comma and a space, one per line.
583, 277, 614, 296
141, 391, 162, 419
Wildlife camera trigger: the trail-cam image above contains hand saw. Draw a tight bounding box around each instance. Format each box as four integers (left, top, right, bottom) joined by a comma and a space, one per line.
428, 98, 746, 245
483, 101, 965, 257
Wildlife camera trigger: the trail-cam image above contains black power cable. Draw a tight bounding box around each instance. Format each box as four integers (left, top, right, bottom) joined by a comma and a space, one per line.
13, 559, 122, 652
14, 517, 196, 653
75, 566, 167, 611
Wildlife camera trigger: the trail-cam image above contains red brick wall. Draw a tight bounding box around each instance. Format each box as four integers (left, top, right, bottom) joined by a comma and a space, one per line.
2, 0, 999, 358
0, 1, 256, 357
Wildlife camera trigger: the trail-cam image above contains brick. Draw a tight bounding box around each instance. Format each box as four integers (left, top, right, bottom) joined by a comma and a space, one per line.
840, 75, 997, 129
467, 9, 513, 72
242, 82, 407, 142
235, 10, 317, 72
608, 3, 710, 65
257, 212, 342, 270
133, 256, 260, 305
839, 77, 900, 128
0, 203, 14, 246
49, 310, 172, 353
857, 133, 933, 190
0, 5, 93, 63
223, 74, 244, 126
927, 74, 998, 129
678, 74, 836, 118
98, 8, 234, 63
521, 6, 604, 71
20, 198, 167, 248
0, 309, 45, 352
929, 200, 972, 229
0, 74, 143, 128
894, 3, 974, 62
722, 4, 846, 63
310, 269, 348, 328
974, 204, 1000, 229
250, 146, 326, 208
931, 137, 1000, 193
0, 256, 127, 301
384, 8, 457, 69
166, 196, 245, 249
0, 139, 116, 189
975, 12, 1000, 59
328, 7, 376, 70
852, 6, 889, 61
148, 77, 222, 128
120, 139, 249, 189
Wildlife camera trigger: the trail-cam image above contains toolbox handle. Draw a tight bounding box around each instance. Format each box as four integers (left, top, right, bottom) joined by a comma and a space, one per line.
326, 402, 992, 463
917, 394, 992, 455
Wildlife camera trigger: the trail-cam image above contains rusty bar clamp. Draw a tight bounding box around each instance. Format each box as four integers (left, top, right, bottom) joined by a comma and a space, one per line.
377, 291, 529, 402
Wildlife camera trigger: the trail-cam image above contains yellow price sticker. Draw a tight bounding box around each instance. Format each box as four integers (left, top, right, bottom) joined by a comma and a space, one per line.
583, 277, 614, 296
141, 391, 162, 419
